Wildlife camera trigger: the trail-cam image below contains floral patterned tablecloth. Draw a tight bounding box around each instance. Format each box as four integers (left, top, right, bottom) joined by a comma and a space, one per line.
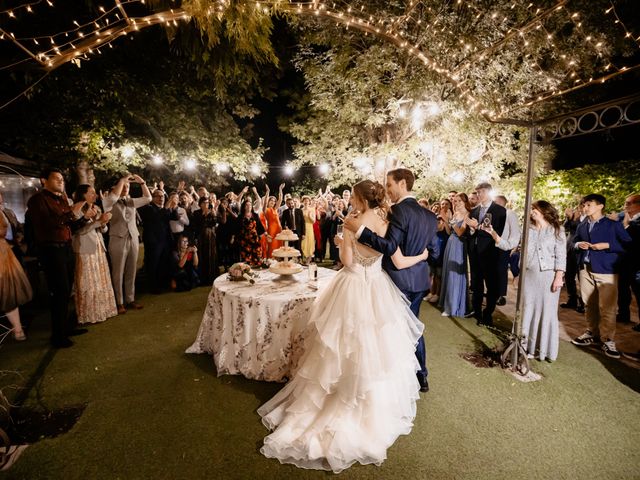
186, 267, 337, 382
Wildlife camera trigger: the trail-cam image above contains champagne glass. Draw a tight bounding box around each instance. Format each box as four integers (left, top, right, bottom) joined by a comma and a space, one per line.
336, 224, 344, 238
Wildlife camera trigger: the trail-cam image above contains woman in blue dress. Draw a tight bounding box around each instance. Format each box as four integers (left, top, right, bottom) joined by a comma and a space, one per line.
439, 193, 473, 316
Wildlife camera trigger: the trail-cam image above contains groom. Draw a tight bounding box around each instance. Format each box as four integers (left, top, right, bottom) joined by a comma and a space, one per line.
345, 168, 439, 392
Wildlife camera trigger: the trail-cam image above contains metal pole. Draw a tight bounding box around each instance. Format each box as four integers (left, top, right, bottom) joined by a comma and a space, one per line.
510, 125, 537, 370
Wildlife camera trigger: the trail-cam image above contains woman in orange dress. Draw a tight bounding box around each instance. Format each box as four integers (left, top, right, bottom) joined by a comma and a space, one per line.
263, 183, 285, 258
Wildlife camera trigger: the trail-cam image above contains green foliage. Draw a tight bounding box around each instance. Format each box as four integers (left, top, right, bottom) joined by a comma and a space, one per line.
498, 159, 640, 216
0, 31, 266, 186
280, 36, 556, 196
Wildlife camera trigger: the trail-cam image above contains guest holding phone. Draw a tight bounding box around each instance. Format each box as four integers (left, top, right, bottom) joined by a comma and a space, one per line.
464, 182, 506, 326
171, 235, 200, 292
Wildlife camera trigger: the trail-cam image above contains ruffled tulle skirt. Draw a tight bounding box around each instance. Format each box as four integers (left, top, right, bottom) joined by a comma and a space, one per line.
257, 266, 423, 473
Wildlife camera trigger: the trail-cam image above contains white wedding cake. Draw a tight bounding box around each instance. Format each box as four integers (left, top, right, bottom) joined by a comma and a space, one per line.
275, 229, 299, 242
270, 229, 303, 275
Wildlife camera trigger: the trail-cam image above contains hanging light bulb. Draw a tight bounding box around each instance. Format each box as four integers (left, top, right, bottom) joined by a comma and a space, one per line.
319, 163, 330, 175
184, 158, 197, 171
250, 164, 261, 176
284, 164, 295, 176
411, 105, 426, 130
151, 155, 163, 166
122, 145, 135, 159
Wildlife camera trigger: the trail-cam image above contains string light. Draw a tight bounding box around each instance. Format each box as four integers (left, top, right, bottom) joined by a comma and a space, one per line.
605, 1, 640, 49
2, 0, 637, 120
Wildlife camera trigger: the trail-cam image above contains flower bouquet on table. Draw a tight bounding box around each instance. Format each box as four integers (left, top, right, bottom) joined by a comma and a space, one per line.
228, 263, 257, 284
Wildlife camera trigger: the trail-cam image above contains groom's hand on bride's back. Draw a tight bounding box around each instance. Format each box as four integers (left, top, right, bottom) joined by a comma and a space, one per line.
343, 212, 362, 233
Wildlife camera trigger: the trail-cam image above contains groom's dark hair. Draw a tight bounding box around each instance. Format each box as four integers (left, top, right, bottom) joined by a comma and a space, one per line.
387, 168, 415, 191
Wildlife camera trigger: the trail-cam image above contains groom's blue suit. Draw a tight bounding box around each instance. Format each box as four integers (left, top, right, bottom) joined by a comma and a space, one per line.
358, 197, 439, 383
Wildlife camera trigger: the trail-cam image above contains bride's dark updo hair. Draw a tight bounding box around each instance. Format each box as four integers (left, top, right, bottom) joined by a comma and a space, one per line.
353, 180, 388, 213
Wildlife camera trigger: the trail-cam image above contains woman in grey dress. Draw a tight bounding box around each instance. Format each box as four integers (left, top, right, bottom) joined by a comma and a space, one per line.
490, 200, 565, 361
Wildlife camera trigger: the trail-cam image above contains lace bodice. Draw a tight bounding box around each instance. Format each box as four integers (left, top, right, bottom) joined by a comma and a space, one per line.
348, 236, 383, 273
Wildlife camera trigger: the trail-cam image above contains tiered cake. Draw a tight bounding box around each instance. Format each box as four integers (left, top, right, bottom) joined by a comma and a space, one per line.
269, 229, 304, 275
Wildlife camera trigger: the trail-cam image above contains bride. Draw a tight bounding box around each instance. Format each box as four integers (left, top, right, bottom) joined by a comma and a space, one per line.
257, 179, 429, 473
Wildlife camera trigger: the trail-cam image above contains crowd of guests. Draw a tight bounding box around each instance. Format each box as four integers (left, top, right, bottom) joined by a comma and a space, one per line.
419, 184, 639, 362
1, 168, 639, 363
0, 169, 353, 348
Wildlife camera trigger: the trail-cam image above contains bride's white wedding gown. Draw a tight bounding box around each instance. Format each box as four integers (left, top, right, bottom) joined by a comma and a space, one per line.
257, 238, 424, 473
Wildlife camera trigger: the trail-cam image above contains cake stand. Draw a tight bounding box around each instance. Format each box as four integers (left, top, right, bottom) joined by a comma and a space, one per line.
269, 237, 304, 276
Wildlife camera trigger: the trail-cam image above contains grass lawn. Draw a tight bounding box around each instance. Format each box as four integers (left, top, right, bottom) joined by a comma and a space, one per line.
1, 285, 639, 480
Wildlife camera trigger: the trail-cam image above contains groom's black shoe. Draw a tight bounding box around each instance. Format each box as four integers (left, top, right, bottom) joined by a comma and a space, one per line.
417, 374, 429, 393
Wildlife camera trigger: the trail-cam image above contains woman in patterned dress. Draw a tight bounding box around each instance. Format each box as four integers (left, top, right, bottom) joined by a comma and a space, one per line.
236, 199, 266, 266
72, 185, 118, 324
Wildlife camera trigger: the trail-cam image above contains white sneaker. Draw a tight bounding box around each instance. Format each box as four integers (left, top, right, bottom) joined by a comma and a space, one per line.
602, 340, 621, 359
428, 295, 439, 303
441, 311, 450, 317
424, 294, 433, 302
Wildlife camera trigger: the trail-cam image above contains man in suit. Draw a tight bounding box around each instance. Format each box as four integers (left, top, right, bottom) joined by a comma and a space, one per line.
138, 190, 180, 294
464, 182, 506, 326
621, 195, 640, 332
103, 175, 151, 314
616, 194, 640, 326
345, 168, 439, 393
561, 200, 586, 313
280, 197, 305, 251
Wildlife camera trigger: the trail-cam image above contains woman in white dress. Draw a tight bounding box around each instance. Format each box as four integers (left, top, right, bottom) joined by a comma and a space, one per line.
258, 180, 429, 473
72, 185, 118, 324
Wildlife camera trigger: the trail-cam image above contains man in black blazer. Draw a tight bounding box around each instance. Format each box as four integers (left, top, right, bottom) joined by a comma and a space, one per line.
464, 182, 507, 326
279, 197, 305, 250
138, 190, 180, 293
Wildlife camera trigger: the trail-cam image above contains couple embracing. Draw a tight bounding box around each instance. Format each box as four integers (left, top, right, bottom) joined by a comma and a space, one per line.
257, 168, 439, 473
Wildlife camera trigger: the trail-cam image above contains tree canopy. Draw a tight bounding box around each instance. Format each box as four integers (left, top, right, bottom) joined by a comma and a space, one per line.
1, 0, 638, 196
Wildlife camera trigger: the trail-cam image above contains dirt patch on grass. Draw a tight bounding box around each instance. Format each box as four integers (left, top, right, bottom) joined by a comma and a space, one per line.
460, 347, 503, 368
5, 405, 86, 444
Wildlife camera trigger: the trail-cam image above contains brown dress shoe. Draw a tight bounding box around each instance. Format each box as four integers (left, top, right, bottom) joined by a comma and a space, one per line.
117, 304, 127, 315
126, 302, 143, 310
